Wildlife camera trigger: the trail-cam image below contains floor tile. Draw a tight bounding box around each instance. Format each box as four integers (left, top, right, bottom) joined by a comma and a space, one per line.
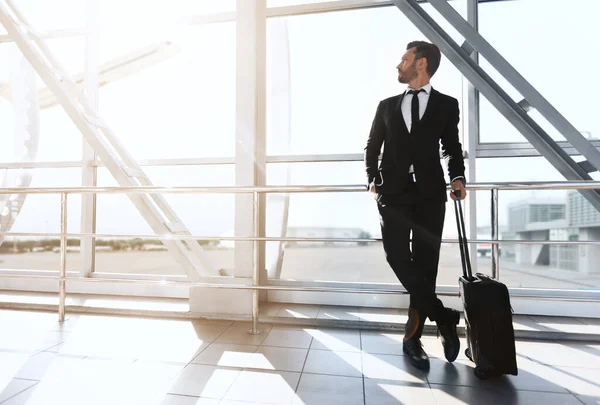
191, 344, 258, 368
362, 352, 428, 384
430, 383, 583, 405
517, 340, 600, 368
160, 394, 219, 405
168, 364, 242, 399
364, 379, 433, 405
215, 323, 273, 346
13, 351, 85, 381
248, 346, 308, 372
308, 329, 361, 352
303, 349, 362, 377
223, 370, 300, 405
296, 373, 363, 395
293, 390, 364, 405
553, 366, 600, 397
361, 331, 405, 356
261, 327, 314, 349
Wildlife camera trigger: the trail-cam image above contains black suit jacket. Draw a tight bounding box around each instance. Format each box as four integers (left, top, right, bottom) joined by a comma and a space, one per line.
364, 88, 466, 202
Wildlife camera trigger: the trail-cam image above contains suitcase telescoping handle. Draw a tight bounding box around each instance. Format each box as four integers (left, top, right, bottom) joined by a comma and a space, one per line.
453, 190, 474, 280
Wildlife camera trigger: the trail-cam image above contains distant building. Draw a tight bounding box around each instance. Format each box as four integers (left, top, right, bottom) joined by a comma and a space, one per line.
504, 193, 600, 274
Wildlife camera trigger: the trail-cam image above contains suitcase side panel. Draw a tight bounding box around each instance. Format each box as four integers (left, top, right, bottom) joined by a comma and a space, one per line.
459, 276, 518, 376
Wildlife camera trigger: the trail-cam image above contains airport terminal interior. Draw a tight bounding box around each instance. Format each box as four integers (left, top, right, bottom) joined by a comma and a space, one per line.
0, 0, 600, 403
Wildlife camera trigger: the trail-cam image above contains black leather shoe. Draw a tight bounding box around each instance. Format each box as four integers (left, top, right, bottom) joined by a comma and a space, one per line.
437, 308, 461, 363
403, 339, 430, 370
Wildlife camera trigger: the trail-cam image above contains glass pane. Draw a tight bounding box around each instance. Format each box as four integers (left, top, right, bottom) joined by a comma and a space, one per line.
267, 0, 329, 7
474, 157, 599, 290
477, 242, 600, 290
94, 166, 234, 276
0, 168, 81, 271
98, 0, 235, 27
269, 240, 478, 286
266, 6, 464, 156
266, 162, 471, 285
12, 0, 85, 31
478, 0, 600, 143
0, 38, 85, 162
97, 23, 235, 160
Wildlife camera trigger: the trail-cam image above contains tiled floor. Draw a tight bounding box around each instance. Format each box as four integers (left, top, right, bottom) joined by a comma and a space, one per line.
1, 309, 599, 404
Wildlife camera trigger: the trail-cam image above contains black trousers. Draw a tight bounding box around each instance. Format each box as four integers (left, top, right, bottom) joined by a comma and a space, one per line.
377, 181, 446, 324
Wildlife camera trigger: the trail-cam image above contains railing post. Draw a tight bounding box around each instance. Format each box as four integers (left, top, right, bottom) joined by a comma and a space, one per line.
249, 191, 261, 335
59, 192, 68, 322
491, 188, 500, 279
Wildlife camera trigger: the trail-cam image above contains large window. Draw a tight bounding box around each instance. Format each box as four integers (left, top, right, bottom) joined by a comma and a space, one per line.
12, 0, 85, 31
94, 166, 235, 276
97, 22, 236, 160
0, 168, 81, 271
265, 162, 472, 284
0, 38, 86, 162
478, 0, 600, 144
474, 157, 600, 289
266, 6, 465, 156
2, 0, 599, 306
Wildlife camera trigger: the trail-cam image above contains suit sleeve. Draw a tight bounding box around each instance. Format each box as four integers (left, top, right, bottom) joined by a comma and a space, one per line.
364, 101, 385, 186
441, 98, 466, 183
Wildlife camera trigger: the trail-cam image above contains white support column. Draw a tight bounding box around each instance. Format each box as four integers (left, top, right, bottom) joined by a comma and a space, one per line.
466, 0, 479, 273
80, 0, 99, 277
235, 0, 267, 280
266, 19, 292, 280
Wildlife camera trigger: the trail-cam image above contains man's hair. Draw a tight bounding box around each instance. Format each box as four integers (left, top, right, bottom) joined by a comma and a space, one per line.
407, 41, 441, 78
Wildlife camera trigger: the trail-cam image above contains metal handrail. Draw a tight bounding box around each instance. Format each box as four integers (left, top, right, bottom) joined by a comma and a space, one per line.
0, 180, 600, 194
1, 180, 599, 333
1, 231, 599, 246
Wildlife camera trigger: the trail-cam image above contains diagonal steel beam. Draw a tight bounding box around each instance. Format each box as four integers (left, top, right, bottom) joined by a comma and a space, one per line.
427, 0, 600, 174
392, 0, 600, 212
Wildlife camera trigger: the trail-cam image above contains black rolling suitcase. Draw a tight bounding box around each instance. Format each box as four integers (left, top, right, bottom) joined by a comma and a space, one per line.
453, 193, 518, 380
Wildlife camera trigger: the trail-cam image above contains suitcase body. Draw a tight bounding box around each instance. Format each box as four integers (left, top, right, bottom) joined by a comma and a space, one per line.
459, 273, 518, 379
453, 194, 518, 379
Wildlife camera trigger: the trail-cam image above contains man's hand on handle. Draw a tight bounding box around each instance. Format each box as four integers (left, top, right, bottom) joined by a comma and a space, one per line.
450, 179, 467, 201
369, 181, 377, 199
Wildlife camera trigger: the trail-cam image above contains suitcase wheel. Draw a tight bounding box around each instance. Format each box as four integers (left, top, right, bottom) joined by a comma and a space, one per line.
474, 367, 489, 380
465, 348, 472, 361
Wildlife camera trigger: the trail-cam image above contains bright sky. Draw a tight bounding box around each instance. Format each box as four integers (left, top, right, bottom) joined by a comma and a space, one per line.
0, 0, 599, 243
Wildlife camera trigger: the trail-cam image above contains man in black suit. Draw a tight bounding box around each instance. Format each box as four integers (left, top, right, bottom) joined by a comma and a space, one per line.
364, 41, 467, 370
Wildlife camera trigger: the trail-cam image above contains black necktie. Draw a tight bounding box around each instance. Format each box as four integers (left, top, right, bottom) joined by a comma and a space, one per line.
408, 89, 424, 133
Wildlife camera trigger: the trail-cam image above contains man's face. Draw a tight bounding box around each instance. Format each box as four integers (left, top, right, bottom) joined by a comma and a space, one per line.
397, 48, 419, 84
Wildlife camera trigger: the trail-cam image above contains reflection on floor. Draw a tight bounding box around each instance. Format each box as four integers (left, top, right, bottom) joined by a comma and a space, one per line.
0, 309, 599, 404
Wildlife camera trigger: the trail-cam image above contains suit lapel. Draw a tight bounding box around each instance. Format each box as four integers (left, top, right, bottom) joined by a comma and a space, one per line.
420, 88, 441, 125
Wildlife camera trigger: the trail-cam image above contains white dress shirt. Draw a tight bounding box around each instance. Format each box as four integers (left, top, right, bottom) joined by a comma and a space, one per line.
401, 84, 432, 175
401, 84, 464, 185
